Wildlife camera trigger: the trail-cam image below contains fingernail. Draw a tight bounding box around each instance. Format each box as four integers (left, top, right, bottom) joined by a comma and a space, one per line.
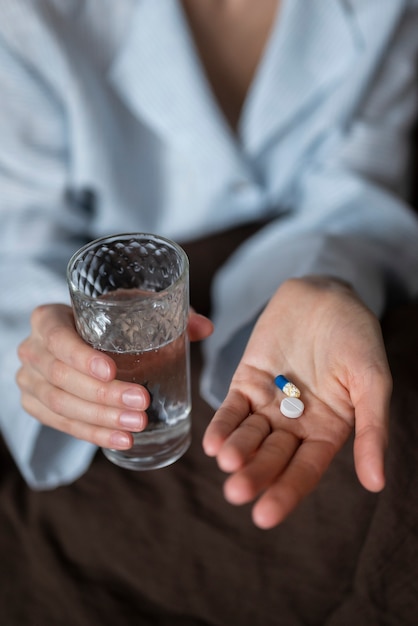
122, 389, 146, 409
119, 412, 144, 430
109, 432, 132, 449
91, 358, 111, 380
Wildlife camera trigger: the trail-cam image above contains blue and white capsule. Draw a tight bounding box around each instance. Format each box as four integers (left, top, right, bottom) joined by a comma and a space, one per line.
274, 375, 301, 399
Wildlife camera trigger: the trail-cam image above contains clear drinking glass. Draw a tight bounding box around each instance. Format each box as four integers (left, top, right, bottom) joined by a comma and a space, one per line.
67, 233, 191, 471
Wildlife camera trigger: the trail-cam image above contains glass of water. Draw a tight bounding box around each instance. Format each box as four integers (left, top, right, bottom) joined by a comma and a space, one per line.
67, 233, 191, 471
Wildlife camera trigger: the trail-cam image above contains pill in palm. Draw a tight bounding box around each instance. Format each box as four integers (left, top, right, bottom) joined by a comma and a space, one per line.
280, 397, 305, 419
274, 375, 301, 398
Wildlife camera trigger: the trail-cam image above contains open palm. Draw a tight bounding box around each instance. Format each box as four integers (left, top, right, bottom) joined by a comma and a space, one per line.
203, 277, 391, 529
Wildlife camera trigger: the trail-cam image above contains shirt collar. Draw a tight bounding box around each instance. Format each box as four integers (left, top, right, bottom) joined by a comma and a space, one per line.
108, 0, 399, 158
108, 0, 252, 179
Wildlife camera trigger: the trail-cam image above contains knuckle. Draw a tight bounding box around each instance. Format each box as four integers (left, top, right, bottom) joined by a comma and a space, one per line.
47, 358, 67, 388
94, 383, 110, 405
30, 304, 50, 329
91, 402, 111, 426
17, 339, 30, 363
15, 366, 27, 390
17, 338, 40, 368
45, 325, 63, 355
44, 385, 64, 415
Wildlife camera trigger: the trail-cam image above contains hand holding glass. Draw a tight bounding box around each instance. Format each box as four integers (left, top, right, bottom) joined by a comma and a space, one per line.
67, 233, 191, 471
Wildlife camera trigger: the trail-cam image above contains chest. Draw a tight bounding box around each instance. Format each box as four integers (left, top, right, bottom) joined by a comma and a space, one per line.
180, 0, 280, 131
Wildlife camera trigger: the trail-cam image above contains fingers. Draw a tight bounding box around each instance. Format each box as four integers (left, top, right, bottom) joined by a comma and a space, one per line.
216, 412, 273, 472
354, 423, 387, 492
352, 377, 391, 493
251, 439, 337, 529
211, 408, 340, 529
201, 279, 392, 529
188, 310, 214, 342
20, 392, 136, 450
202, 390, 252, 457
203, 383, 356, 530
207, 383, 388, 531
18, 363, 148, 429
223, 429, 299, 504
19, 341, 149, 410
17, 359, 149, 448
17, 303, 151, 447
345, 350, 391, 493
29, 304, 117, 381
18, 304, 213, 452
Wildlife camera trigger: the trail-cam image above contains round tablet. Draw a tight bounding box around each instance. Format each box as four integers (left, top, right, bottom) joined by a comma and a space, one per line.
280, 397, 304, 419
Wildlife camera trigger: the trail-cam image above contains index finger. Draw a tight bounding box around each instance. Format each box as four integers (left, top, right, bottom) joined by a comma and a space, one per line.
32, 304, 116, 381
202, 390, 251, 457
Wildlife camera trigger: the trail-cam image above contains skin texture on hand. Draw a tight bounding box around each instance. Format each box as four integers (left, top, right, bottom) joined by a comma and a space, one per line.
16, 304, 213, 450
203, 277, 391, 530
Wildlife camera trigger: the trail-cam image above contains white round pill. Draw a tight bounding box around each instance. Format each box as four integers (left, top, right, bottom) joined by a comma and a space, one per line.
280, 397, 304, 419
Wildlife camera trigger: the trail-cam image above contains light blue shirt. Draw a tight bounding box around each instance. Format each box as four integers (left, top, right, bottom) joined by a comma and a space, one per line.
1, 0, 418, 489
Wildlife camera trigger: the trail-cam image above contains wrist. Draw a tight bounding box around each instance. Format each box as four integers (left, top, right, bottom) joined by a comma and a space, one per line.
297, 275, 354, 292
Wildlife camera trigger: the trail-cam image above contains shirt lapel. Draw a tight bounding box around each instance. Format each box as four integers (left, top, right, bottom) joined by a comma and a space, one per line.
107, 0, 404, 169
108, 0, 252, 179
240, 0, 360, 154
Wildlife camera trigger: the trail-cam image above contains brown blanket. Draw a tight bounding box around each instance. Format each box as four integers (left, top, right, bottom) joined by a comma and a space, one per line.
1, 231, 418, 626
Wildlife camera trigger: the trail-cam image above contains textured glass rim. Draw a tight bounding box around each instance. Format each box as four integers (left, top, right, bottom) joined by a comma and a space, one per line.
66, 232, 189, 305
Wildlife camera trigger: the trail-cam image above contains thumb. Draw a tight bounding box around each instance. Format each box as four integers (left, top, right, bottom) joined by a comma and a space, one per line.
188, 310, 214, 342
352, 375, 391, 492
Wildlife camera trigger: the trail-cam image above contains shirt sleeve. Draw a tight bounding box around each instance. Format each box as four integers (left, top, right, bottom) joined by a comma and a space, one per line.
0, 25, 97, 488
201, 1, 418, 407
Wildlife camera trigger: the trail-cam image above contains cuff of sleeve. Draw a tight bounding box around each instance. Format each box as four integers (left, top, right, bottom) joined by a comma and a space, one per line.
2, 407, 97, 490
0, 349, 97, 490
